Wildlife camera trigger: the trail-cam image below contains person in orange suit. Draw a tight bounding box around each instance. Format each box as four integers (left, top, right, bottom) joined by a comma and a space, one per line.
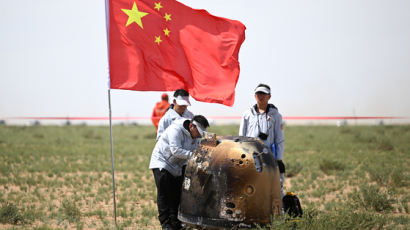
151, 93, 170, 131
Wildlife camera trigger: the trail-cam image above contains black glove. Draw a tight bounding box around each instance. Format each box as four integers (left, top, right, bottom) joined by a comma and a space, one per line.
277, 160, 285, 173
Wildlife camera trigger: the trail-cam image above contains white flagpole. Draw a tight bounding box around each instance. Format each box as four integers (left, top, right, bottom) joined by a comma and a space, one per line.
105, 0, 117, 226
108, 89, 117, 226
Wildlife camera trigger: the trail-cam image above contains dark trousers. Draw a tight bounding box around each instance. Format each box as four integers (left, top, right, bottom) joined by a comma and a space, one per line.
152, 168, 183, 229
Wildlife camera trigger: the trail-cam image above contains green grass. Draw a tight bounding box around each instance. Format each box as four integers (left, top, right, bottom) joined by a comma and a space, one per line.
0, 202, 25, 225
0, 125, 409, 229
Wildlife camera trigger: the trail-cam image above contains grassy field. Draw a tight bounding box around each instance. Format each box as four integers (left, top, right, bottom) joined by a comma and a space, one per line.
0, 124, 409, 229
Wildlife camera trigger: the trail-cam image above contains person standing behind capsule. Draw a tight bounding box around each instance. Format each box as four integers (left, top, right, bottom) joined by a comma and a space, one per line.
151, 93, 170, 131
239, 83, 285, 197
157, 89, 194, 140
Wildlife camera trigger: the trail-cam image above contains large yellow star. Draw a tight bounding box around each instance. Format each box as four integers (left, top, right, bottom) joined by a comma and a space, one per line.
164, 13, 172, 22
155, 35, 162, 45
154, 2, 163, 11
122, 2, 148, 29
163, 28, 170, 37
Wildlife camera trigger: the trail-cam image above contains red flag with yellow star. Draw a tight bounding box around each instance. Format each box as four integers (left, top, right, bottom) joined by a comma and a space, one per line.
107, 0, 246, 106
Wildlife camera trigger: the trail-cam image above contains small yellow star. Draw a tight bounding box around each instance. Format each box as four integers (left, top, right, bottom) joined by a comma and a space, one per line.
122, 2, 149, 29
163, 28, 170, 36
164, 13, 172, 22
154, 2, 163, 11
155, 35, 162, 45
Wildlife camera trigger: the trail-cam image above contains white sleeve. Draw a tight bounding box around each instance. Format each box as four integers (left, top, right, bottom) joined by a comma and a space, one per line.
239, 113, 248, 136
274, 114, 285, 160
156, 115, 171, 141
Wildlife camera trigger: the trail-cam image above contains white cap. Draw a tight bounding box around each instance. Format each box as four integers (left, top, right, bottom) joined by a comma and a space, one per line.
192, 120, 206, 137
254, 86, 270, 94
174, 95, 191, 106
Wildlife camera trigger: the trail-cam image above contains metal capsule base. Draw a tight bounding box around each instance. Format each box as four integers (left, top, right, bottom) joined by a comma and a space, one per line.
179, 136, 282, 229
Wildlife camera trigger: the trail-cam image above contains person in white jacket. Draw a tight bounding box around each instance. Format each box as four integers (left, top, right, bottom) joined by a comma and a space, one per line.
239, 83, 285, 197
157, 89, 194, 141
149, 115, 209, 230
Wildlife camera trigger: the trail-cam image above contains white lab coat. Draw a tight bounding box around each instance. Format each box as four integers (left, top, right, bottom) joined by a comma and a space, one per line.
149, 119, 199, 177
156, 108, 194, 141
239, 104, 285, 160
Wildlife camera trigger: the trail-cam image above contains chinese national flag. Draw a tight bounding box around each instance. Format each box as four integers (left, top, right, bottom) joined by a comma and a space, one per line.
108, 0, 246, 106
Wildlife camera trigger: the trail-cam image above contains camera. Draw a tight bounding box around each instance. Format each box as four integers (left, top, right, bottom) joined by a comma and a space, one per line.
258, 132, 268, 140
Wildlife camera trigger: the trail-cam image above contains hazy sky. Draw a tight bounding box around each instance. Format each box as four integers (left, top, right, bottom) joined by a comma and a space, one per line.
1, 0, 409, 123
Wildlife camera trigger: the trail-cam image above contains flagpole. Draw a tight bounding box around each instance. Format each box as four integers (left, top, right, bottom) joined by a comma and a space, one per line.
108, 89, 117, 226
105, 0, 117, 226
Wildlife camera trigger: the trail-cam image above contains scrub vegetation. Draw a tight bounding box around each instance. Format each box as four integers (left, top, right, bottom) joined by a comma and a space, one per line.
0, 124, 409, 229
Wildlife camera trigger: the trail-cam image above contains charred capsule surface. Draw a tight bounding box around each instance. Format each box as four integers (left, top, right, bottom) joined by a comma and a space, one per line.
179, 136, 282, 229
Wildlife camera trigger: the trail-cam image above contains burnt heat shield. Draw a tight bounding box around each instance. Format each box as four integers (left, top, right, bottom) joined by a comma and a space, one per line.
179, 136, 282, 229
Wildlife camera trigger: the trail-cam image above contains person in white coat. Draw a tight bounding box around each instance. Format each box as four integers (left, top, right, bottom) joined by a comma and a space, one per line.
157, 89, 194, 141
239, 83, 285, 197
149, 115, 210, 230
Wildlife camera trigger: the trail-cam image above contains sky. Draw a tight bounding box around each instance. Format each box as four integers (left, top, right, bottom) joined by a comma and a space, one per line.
1, 0, 409, 124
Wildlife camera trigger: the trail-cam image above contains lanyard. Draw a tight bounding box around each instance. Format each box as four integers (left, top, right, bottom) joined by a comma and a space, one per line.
256, 111, 271, 133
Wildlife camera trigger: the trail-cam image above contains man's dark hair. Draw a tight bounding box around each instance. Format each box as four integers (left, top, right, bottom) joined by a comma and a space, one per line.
192, 115, 210, 129
255, 83, 270, 91
174, 89, 189, 97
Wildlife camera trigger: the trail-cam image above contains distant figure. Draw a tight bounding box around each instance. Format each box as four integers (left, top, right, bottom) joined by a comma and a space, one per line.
151, 93, 170, 131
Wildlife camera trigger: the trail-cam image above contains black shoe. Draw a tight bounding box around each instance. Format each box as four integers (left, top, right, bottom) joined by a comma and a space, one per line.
170, 219, 182, 230
162, 223, 173, 230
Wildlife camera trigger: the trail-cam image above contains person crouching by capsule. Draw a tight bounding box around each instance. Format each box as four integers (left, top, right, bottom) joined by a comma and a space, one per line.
149, 115, 210, 230
239, 83, 286, 198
